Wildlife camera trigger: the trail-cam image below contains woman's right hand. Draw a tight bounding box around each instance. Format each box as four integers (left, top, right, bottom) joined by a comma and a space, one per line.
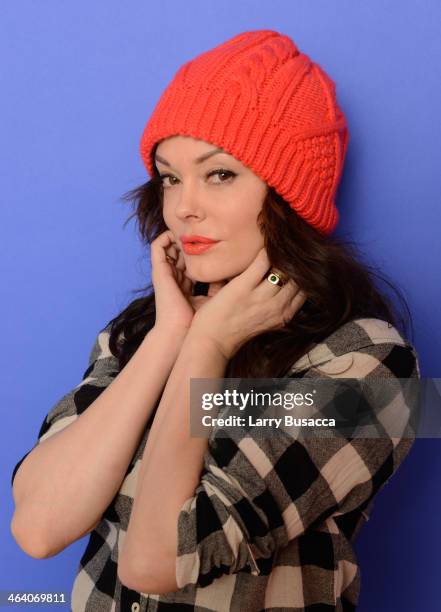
150, 230, 196, 336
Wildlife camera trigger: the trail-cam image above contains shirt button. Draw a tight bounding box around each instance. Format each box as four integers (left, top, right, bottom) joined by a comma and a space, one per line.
131, 603, 140, 612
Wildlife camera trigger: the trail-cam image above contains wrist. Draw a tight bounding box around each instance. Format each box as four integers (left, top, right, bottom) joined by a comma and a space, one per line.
150, 324, 189, 341
147, 325, 189, 353
183, 328, 231, 362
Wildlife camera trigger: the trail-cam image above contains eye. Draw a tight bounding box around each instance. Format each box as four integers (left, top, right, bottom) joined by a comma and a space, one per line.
206, 169, 237, 184
158, 169, 236, 188
158, 174, 178, 188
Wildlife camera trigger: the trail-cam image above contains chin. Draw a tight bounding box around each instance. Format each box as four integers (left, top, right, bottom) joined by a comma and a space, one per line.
185, 264, 236, 284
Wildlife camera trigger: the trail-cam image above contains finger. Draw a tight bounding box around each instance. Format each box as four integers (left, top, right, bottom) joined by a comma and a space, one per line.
281, 279, 302, 298
180, 272, 193, 296
278, 287, 307, 320
151, 230, 178, 266
254, 269, 290, 298
270, 279, 303, 308
176, 250, 195, 295
174, 248, 186, 271
254, 263, 296, 298
263, 284, 306, 329
164, 241, 180, 267
166, 244, 179, 261
281, 290, 308, 324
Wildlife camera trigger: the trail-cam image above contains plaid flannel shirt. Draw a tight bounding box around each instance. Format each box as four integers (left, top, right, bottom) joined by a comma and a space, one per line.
11, 317, 420, 611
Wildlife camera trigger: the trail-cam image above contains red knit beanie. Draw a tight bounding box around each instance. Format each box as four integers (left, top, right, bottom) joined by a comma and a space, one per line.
140, 29, 349, 235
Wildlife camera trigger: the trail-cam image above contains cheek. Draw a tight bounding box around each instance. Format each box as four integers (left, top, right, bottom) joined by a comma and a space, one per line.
232, 215, 264, 244
234, 200, 263, 229
225, 228, 264, 265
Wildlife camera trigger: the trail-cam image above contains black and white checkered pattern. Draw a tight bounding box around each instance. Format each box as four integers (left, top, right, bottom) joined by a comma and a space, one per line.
11, 318, 420, 611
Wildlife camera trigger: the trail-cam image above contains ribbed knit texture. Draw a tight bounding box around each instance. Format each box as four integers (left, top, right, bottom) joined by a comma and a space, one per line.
140, 29, 349, 235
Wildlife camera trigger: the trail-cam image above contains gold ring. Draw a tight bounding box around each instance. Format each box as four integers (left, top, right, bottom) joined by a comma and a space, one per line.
267, 269, 287, 286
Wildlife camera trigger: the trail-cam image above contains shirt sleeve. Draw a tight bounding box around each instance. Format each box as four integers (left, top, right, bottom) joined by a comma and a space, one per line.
11, 322, 119, 487
175, 342, 420, 589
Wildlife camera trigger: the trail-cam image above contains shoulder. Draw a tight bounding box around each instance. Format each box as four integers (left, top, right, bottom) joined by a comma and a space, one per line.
87, 321, 115, 363
290, 318, 420, 378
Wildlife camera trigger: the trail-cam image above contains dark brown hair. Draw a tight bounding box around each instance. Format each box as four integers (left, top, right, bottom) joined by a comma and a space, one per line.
107, 167, 414, 377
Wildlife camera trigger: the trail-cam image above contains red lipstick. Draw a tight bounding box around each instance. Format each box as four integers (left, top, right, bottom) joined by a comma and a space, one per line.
180, 234, 220, 255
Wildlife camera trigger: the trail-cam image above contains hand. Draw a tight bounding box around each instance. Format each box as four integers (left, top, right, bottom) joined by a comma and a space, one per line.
150, 230, 227, 337
187, 247, 307, 360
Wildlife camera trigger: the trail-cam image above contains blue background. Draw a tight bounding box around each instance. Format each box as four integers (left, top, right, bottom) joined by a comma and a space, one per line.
1, 1, 440, 610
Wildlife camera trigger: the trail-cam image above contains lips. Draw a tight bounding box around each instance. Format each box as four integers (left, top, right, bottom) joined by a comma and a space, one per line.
181, 235, 219, 244
181, 241, 220, 255
180, 234, 220, 255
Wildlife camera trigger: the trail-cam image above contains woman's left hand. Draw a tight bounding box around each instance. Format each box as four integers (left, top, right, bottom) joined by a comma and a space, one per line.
188, 247, 307, 360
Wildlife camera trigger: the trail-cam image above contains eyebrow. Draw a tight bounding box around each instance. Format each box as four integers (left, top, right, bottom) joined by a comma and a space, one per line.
154, 147, 226, 167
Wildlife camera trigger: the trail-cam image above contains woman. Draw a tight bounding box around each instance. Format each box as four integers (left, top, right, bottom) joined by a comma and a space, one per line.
11, 30, 420, 611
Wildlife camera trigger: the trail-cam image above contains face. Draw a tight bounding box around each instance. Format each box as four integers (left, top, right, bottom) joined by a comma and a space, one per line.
154, 135, 268, 283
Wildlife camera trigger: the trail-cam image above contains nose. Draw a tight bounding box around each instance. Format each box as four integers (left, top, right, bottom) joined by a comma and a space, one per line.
173, 186, 206, 221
